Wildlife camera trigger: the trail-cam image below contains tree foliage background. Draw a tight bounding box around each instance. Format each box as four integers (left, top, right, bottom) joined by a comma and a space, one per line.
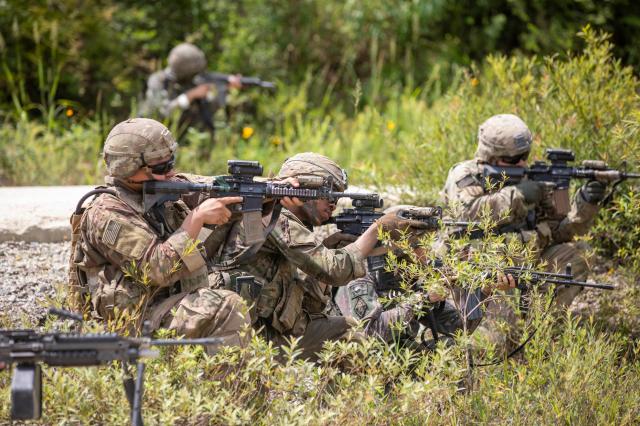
2, 0, 640, 119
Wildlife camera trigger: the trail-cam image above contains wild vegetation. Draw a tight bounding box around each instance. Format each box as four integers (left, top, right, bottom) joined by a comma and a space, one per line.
1, 0, 639, 423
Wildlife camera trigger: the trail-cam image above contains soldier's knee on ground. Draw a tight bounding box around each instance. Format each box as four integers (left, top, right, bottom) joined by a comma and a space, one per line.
163, 288, 250, 351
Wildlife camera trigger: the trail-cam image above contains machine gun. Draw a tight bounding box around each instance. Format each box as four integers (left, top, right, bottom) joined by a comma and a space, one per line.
143, 160, 380, 245
0, 308, 221, 426
194, 72, 276, 90
483, 148, 640, 213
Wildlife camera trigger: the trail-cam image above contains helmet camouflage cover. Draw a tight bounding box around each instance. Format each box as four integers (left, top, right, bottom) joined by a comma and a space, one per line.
167, 42, 207, 82
475, 114, 532, 162
277, 152, 348, 191
103, 118, 178, 178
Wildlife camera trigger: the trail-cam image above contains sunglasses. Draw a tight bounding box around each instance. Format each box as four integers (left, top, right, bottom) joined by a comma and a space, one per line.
142, 154, 176, 175
500, 152, 529, 165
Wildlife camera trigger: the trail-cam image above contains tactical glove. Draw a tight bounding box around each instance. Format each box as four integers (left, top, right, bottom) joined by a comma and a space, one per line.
580, 180, 607, 204
377, 211, 429, 240
322, 232, 358, 249
515, 180, 544, 204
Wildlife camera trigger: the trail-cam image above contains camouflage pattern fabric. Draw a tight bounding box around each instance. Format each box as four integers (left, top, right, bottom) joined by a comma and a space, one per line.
103, 118, 178, 179
277, 152, 348, 191
441, 158, 600, 252
333, 272, 481, 348
442, 154, 600, 353
212, 208, 366, 356
167, 43, 207, 81
141, 68, 227, 136
261, 315, 363, 361
475, 114, 532, 163
71, 174, 249, 347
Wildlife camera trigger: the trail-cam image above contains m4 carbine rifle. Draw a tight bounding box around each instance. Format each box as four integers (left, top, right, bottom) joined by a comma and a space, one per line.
0, 309, 221, 426
483, 148, 640, 214
194, 72, 276, 90
330, 203, 475, 237
143, 160, 380, 245
328, 202, 478, 284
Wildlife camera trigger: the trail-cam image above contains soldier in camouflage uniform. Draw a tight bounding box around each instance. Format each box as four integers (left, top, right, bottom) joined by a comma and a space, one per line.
441, 114, 608, 308
141, 42, 242, 138
331, 206, 514, 350
212, 153, 422, 360
332, 272, 470, 350
69, 118, 249, 350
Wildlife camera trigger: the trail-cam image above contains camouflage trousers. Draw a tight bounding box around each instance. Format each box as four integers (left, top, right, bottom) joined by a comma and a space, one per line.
157, 287, 250, 352
334, 275, 468, 350
260, 314, 363, 361
365, 301, 467, 350
478, 240, 591, 353
90, 275, 249, 353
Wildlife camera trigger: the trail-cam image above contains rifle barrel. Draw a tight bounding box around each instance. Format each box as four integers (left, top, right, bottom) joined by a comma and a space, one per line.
537, 278, 614, 290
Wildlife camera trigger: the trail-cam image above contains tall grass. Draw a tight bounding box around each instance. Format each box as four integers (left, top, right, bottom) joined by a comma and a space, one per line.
1, 312, 638, 424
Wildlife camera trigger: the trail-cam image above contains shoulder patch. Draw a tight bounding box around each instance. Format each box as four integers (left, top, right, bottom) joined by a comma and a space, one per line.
353, 297, 368, 319
102, 220, 122, 246
455, 175, 478, 189
100, 219, 154, 260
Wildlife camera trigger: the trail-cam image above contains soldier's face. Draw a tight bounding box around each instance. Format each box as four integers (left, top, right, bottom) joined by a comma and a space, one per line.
496, 151, 529, 168
301, 199, 336, 226
128, 156, 176, 183
496, 158, 527, 168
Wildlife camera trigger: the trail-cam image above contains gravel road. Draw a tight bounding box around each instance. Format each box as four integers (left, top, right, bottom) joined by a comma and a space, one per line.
0, 241, 69, 325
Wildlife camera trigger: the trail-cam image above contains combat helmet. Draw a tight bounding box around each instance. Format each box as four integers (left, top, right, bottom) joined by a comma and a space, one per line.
167, 42, 207, 82
475, 114, 532, 163
103, 118, 178, 178
277, 152, 348, 191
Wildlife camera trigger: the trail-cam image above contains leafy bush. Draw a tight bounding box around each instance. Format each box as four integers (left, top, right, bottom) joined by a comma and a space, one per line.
593, 189, 640, 272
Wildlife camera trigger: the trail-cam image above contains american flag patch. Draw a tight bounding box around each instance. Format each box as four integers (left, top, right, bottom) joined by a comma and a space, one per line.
102, 220, 122, 246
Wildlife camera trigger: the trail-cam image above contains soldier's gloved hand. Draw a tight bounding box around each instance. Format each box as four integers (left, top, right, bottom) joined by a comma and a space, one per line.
515, 180, 544, 204
323, 232, 358, 249
377, 211, 429, 240
580, 180, 607, 204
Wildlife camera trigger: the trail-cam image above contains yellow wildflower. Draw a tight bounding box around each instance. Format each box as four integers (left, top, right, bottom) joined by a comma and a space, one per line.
271, 136, 282, 146
65, 108, 74, 117
242, 126, 254, 139
386, 120, 396, 131
471, 77, 479, 87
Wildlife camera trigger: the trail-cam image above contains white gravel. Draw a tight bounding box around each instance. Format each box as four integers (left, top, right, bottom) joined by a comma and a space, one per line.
0, 241, 69, 325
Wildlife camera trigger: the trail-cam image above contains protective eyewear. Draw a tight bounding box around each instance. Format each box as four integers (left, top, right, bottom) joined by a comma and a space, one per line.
143, 154, 175, 175
500, 152, 529, 165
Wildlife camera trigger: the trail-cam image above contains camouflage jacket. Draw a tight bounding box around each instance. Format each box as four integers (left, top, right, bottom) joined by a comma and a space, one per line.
141, 68, 227, 121
213, 209, 367, 335
70, 173, 229, 324
333, 270, 485, 339
440, 159, 600, 248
